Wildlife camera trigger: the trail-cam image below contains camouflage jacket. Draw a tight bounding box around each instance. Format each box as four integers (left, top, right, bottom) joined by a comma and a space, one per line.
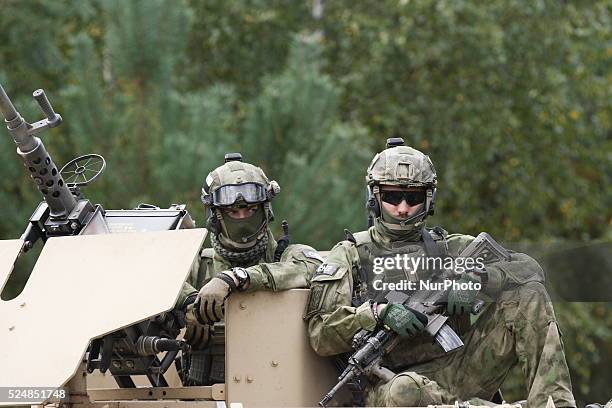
304, 226, 546, 363
178, 230, 322, 305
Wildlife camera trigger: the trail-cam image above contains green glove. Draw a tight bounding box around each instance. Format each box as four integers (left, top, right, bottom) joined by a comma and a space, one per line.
446, 273, 481, 315
379, 304, 428, 337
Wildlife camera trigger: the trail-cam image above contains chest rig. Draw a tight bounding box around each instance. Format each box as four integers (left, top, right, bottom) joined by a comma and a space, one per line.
347, 227, 449, 307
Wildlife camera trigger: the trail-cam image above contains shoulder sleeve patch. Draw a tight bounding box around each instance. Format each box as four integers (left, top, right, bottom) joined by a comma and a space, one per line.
303, 285, 325, 320
303, 250, 325, 263
315, 262, 339, 276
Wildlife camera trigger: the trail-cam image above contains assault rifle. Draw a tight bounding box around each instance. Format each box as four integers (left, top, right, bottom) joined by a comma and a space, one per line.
319, 232, 511, 407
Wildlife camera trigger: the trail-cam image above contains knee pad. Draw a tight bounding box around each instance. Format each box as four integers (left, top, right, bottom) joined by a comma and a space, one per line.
387, 373, 425, 406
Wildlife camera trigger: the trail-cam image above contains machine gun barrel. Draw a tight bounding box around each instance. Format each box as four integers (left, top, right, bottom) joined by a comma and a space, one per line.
0, 83, 77, 219
0, 83, 38, 152
0, 83, 19, 121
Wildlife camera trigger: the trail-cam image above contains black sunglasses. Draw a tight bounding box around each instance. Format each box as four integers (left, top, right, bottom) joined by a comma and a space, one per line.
380, 190, 425, 206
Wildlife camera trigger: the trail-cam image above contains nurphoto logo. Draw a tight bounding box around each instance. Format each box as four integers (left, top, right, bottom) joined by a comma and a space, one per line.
371, 255, 485, 292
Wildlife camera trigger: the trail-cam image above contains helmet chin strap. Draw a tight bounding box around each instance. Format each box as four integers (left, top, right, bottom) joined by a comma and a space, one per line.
218, 229, 264, 249
238, 218, 268, 243
398, 206, 426, 226
379, 212, 425, 231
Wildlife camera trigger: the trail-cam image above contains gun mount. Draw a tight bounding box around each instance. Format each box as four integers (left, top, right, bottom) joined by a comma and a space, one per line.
0, 83, 198, 393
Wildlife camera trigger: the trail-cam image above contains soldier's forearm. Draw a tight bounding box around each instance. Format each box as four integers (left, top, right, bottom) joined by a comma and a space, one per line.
245, 262, 311, 292
307, 316, 354, 356
306, 302, 377, 356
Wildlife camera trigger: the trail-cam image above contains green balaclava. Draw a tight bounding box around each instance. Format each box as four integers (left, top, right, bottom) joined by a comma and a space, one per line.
366, 139, 437, 243
218, 204, 266, 246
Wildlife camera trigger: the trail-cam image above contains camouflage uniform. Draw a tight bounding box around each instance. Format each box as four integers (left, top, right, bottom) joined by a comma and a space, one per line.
304, 141, 575, 407
179, 154, 322, 385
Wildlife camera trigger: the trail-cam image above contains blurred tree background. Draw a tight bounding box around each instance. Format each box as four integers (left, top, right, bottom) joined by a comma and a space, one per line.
0, 0, 609, 403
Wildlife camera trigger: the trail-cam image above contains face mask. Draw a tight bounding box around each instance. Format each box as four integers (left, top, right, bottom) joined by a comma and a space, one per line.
221, 205, 266, 244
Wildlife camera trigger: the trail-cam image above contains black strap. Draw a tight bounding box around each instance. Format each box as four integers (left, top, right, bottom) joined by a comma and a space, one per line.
422, 227, 443, 257
273, 220, 290, 262
215, 272, 237, 292
193, 298, 208, 326
422, 227, 446, 277
182, 291, 198, 311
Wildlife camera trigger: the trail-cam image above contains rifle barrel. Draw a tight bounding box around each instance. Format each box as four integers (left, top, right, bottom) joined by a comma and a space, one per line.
319, 367, 356, 407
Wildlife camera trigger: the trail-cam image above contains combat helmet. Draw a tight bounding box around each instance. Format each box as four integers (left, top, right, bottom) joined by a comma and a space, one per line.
366, 138, 437, 228
201, 153, 280, 263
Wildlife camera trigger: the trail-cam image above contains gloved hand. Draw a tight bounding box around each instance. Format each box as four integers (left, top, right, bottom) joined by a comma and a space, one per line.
379, 304, 428, 337
184, 303, 210, 349
446, 273, 481, 315
196, 275, 232, 324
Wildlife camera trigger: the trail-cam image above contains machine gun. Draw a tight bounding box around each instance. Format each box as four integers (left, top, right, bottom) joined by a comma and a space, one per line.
319, 232, 511, 407
0, 83, 197, 388
0, 84, 105, 251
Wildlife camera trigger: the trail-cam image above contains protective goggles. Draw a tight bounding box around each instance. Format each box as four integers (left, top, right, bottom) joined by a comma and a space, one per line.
380, 190, 426, 206
212, 183, 267, 206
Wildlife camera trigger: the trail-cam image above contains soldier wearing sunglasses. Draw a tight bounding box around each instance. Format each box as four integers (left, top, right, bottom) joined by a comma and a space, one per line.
304, 139, 575, 407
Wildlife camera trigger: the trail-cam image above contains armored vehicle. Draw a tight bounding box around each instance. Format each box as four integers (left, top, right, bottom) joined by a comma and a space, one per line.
0, 84, 343, 408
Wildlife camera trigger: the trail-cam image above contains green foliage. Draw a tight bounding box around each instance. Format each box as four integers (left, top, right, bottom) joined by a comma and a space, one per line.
556, 302, 612, 400
0, 0, 609, 403
320, 0, 610, 242
185, 0, 312, 98
240, 37, 372, 246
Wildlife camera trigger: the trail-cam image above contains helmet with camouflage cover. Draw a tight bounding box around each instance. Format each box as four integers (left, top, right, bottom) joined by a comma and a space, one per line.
201, 153, 280, 263
366, 138, 437, 230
